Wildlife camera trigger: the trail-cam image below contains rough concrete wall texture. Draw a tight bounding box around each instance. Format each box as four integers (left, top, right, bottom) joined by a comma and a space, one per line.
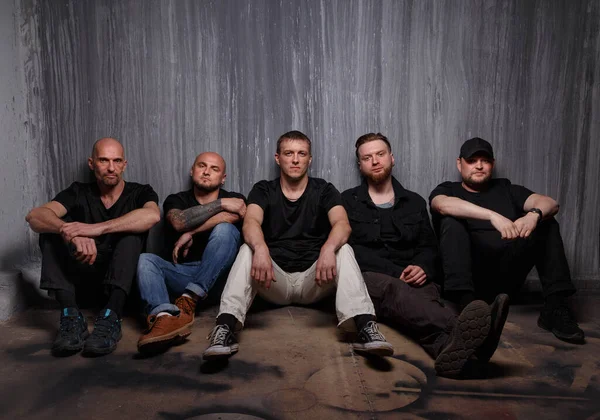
18, 0, 600, 283
0, 0, 31, 319
0, 0, 28, 270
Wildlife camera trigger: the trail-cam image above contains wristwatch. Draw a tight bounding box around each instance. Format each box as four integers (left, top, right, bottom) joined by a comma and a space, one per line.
528, 208, 543, 222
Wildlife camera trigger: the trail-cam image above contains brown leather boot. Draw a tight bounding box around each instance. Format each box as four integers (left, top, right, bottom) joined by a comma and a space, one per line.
137, 314, 192, 353
175, 295, 196, 328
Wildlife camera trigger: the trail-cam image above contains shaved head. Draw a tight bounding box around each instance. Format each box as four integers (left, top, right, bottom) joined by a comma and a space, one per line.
193, 152, 226, 173
190, 152, 227, 193
92, 137, 124, 158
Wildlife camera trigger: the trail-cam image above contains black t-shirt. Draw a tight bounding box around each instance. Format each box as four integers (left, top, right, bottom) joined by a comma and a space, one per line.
53, 181, 159, 253
248, 177, 342, 272
428, 178, 533, 232
163, 189, 245, 263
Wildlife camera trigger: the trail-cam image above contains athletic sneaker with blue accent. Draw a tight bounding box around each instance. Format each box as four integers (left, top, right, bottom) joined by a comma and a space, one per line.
83, 309, 122, 356
52, 307, 89, 356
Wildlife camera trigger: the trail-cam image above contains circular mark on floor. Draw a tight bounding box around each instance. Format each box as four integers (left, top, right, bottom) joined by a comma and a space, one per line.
263, 387, 317, 412
304, 357, 425, 411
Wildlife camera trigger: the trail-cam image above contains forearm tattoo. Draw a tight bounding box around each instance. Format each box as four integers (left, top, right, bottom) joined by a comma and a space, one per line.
169, 199, 222, 230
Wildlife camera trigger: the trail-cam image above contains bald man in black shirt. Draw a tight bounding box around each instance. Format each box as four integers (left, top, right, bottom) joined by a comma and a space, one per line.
26, 138, 160, 356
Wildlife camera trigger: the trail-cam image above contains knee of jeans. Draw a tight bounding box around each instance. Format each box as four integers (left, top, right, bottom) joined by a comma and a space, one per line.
210, 223, 241, 242
137, 253, 159, 273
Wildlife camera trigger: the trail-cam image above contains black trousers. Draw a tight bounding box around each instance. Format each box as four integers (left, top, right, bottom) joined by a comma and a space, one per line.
363, 272, 455, 358
39, 233, 145, 297
438, 216, 576, 301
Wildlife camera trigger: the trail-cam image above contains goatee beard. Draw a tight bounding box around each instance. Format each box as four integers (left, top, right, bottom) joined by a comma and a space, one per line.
463, 175, 491, 191
194, 182, 220, 193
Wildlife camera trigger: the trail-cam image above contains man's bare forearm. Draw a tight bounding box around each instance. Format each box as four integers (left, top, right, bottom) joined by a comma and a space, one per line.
242, 219, 268, 252
26, 207, 65, 234
101, 206, 160, 234
524, 194, 559, 218
321, 220, 351, 253
186, 212, 240, 236
431, 195, 496, 221
168, 200, 223, 232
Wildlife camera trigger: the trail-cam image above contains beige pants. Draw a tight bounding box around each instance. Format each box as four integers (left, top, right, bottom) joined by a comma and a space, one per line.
218, 244, 375, 330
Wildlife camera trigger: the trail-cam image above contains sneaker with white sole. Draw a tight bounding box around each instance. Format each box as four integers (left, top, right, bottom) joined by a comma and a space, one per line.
352, 321, 394, 357
202, 324, 239, 361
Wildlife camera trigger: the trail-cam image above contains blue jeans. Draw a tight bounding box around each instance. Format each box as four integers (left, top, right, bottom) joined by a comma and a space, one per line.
137, 223, 241, 316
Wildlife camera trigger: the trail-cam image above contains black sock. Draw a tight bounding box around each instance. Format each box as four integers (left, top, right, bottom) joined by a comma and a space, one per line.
104, 287, 127, 318
216, 313, 238, 331
55, 290, 78, 309
354, 314, 376, 331
545, 292, 568, 309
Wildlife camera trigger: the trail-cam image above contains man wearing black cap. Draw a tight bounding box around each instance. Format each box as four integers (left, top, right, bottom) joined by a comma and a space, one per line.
429, 137, 584, 344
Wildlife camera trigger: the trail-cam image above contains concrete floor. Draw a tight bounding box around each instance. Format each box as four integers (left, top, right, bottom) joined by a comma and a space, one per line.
1, 295, 599, 420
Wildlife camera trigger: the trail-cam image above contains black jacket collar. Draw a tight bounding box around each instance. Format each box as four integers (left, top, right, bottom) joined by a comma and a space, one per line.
355, 176, 409, 206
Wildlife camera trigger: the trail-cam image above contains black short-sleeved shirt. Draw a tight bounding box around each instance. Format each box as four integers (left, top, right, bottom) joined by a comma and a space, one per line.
428, 178, 534, 232
52, 181, 159, 253
163, 189, 246, 263
248, 177, 342, 272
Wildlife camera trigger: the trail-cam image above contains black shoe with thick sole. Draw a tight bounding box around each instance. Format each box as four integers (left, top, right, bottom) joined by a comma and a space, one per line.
82, 309, 122, 356
475, 293, 510, 362
52, 307, 89, 356
538, 304, 584, 344
435, 300, 491, 377
203, 324, 239, 361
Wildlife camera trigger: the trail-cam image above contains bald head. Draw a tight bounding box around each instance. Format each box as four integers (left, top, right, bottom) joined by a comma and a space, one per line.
91, 137, 124, 159
193, 152, 226, 173
190, 152, 227, 193
87, 137, 127, 187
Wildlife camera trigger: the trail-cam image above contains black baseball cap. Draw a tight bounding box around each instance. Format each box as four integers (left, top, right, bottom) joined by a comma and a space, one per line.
459, 137, 494, 159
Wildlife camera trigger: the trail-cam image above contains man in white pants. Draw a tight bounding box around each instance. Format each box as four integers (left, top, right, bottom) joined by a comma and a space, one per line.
203, 130, 393, 360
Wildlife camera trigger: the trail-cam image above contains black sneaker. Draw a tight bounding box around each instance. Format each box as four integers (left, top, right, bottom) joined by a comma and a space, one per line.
352, 321, 394, 357
538, 304, 584, 344
52, 307, 89, 356
82, 309, 122, 356
203, 324, 239, 360
435, 300, 491, 377
475, 293, 510, 362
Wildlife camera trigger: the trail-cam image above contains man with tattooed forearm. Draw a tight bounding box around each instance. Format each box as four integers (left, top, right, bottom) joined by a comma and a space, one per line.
136, 152, 246, 354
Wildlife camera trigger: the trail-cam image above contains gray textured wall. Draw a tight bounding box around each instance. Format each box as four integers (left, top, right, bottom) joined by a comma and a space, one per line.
18, 0, 600, 283
1, 0, 29, 270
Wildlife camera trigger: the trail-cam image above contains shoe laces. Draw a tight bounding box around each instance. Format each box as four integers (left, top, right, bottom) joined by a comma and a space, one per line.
59, 315, 83, 334
176, 296, 195, 315
362, 321, 386, 341
92, 315, 119, 339
207, 325, 230, 345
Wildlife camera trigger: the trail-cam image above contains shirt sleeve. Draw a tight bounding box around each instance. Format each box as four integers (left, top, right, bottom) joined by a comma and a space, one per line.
428, 181, 455, 206
163, 193, 187, 214
52, 182, 80, 214
320, 182, 343, 212
232, 191, 248, 203
247, 181, 270, 211
136, 184, 159, 207
509, 183, 534, 212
